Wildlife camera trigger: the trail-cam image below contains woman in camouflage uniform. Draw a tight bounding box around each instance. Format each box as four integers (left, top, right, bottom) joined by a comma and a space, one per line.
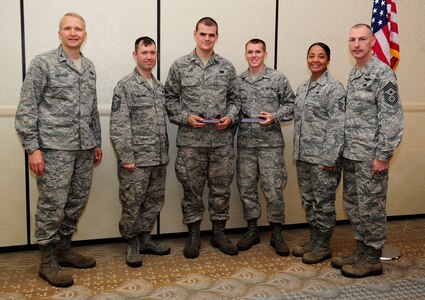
292, 42, 346, 264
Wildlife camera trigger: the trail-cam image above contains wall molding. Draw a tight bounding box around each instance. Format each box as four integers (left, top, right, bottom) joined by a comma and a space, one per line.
0, 106, 18, 116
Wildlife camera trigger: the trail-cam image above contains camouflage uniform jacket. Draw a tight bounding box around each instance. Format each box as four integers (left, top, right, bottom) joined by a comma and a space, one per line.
110, 68, 169, 167
237, 66, 295, 148
164, 49, 240, 147
343, 55, 403, 161
15, 45, 101, 153
293, 70, 346, 166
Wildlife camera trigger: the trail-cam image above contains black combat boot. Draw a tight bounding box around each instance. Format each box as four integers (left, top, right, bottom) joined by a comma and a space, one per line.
270, 222, 290, 256
341, 245, 383, 278
211, 220, 238, 255
332, 240, 367, 269
39, 244, 74, 287
139, 231, 170, 255
184, 221, 201, 259
236, 219, 260, 251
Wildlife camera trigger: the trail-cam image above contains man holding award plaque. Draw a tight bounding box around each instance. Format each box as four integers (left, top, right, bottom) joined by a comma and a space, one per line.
236, 39, 295, 256
165, 17, 240, 259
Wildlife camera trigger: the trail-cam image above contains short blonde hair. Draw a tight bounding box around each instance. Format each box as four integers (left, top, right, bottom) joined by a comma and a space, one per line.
59, 12, 86, 30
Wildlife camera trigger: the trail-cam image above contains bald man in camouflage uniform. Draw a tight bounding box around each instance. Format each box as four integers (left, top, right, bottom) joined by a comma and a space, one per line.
110, 37, 170, 268
236, 39, 294, 256
15, 13, 102, 287
332, 24, 403, 278
165, 17, 240, 259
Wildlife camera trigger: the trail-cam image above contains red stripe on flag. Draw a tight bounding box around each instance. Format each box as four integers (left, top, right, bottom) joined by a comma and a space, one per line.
371, 0, 400, 71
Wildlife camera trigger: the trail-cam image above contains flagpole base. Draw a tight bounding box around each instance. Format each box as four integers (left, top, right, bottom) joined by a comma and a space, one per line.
380, 244, 401, 261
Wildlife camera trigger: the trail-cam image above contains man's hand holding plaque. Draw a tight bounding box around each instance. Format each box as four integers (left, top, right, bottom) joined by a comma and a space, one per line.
198, 113, 221, 124
241, 112, 268, 123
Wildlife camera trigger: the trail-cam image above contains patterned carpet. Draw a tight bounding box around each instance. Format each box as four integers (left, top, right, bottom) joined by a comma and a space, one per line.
0, 218, 424, 299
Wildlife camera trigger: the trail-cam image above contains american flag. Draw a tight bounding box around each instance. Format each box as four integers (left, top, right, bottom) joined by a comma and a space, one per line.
371, 0, 400, 71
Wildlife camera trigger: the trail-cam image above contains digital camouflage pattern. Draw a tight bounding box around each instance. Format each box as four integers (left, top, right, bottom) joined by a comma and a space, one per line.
15, 45, 101, 154
110, 68, 169, 167
110, 69, 169, 239
165, 50, 239, 224
343, 55, 403, 249
237, 147, 286, 223
117, 165, 166, 239
343, 159, 388, 249
343, 55, 403, 162
175, 145, 234, 224
293, 70, 346, 166
15, 45, 101, 247
296, 160, 342, 230
164, 50, 240, 147
236, 66, 294, 223
35, 149, 95, 246
292, 70, 345, 232
237, 66, 295, 148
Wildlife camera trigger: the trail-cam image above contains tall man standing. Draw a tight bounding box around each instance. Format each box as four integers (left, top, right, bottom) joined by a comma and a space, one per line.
165, 17, 241, 259
332, 24, 403, 278
236, 39, 294, 256
15, 12, 102, 287
110, 37, 170, 268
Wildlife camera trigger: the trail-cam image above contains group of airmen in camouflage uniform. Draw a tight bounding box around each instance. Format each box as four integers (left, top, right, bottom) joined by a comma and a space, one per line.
14, 12, 403, 288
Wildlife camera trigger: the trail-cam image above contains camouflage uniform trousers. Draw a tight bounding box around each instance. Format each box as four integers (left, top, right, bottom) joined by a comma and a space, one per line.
118, 164, 166, 239
237, 147, 287, 223
175, 145, 235, 224
296, 160, 342, 230
35, 149, 95, 246
343, 158, 388, 249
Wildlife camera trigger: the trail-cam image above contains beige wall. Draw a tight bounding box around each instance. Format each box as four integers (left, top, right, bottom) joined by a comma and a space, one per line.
0, 0, 27, 247
1, 0, 424, 246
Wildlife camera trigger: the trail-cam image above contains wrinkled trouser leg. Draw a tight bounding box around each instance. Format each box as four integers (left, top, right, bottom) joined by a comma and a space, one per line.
343, 158, 388, 249
237, 147, 261, 221
176, 146, 234, 224
258, 147, 286, 224
35, 149, 94, 246
118, 164, 166, 239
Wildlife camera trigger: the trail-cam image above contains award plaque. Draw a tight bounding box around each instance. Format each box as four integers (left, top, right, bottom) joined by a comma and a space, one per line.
241, 117, 265, 123
201, 118, 220, 124
199, 113, 221, 124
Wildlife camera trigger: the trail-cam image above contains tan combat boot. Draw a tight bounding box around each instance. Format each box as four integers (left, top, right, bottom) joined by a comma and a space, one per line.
139, 231, 170, 255
126, 236, 143, 268
341, 246, 383, 278
56, 235, 96, 268
39, 245, 74, 287
302, 228, 332, 264
292, 226, 318, 257
331, 240, 366, 269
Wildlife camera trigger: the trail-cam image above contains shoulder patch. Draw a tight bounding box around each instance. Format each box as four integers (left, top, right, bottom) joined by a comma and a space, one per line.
111, 95, 121, 112
384, 82, 398, 105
